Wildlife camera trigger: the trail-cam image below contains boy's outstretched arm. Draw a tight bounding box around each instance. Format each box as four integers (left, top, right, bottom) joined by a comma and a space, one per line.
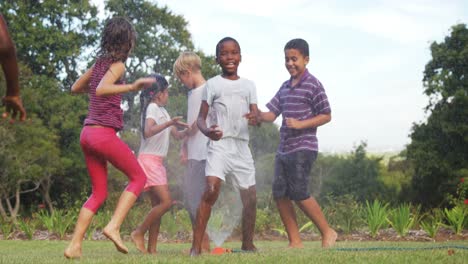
171, 119, 190, 140
258, 110, 277, 123
197, 101, 222, 141
286, 113, 331, 129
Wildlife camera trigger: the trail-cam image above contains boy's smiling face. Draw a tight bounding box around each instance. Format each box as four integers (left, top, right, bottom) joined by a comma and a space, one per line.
285, 48, 309, 80
217, 40, 241, 78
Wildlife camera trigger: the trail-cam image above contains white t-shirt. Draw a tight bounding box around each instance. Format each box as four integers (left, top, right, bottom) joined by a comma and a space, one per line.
203, 75, 258, 141
187, 83, 209, 160
138, 103, 171, 157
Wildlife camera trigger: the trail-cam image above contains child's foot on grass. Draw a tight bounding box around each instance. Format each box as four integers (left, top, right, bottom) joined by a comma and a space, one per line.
103, 226, 128, 254
190, 248, 201, 257
288, 242, 304, 249
131, 230, 147, 254
241, 243, 257, 252
322, 228, 337, 248
202, 246, 211, 253
64, 244, 82, 259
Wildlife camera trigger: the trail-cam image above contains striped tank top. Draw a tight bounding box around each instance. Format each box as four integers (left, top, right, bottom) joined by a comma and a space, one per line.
84, 57, 124, 130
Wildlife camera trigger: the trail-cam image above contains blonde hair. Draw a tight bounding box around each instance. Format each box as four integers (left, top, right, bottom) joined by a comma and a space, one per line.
173, 51, 202, 77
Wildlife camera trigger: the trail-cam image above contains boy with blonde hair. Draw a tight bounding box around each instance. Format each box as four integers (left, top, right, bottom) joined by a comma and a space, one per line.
173, 51, 210, 252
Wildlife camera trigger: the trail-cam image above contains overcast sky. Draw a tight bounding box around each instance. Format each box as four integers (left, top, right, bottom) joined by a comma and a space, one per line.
96, 0, 467, 153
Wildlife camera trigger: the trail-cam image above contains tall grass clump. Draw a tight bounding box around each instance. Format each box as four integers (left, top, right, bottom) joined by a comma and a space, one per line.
365, 200, 389, 237
387, 203, 418, 237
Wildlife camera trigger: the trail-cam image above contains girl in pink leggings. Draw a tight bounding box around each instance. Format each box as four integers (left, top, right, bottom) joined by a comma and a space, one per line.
64, 17, 155, 259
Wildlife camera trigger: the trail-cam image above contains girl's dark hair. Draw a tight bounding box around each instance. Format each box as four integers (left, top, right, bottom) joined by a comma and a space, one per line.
140, 74, 169, 138
284, 38, 309, 57
98, 17, 136, 62
215, 36, 241, 57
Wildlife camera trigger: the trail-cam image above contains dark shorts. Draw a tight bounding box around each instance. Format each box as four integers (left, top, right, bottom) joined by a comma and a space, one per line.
272, 150, 317, 201
183, 159, 207, 224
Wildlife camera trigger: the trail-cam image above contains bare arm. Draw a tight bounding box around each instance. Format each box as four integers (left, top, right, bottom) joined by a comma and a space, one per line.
197, 101, 222, 140
185, 120, 200, 137
258, 110, 277, 123
286, 113, 332, 129
248, 104, 259, 126
0, 14, 18, 97
71, 67, 93, 94
143, 118, 175, 139
1, 14, 26, 121
171, 118, 189, 140
96, 61, 155, 96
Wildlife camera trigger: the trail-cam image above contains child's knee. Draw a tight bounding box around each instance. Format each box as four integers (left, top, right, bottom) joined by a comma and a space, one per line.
203, 186, 220, 205
128, 173, 146, 194
161, 198, 172, 212
84, 191, 108, 212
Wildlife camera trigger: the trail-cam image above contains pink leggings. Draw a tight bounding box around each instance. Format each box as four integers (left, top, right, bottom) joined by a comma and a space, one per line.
80, 126, 146, 213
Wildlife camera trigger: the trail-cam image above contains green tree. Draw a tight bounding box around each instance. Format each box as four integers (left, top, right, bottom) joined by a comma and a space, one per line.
0, 0, 99, 87
0, 119, 60, 222
406, 24, 468, 208
321, 142, 389, 203
105, 0, 220, 129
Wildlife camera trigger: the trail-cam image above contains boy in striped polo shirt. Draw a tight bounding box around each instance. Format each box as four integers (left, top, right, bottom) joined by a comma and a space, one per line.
253, 38, 337, 248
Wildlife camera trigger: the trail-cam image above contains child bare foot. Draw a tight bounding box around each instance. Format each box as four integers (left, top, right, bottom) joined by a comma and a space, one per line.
189, 248, 201, 257
241, 243, 257, 252
288, 242, 304, 249
131, 230, 147, 253
64, 244, 82, 259
322, 228, 337, 248
103, 227, 128, 254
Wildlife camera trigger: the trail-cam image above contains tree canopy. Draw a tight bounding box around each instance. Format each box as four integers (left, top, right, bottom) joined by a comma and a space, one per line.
406, 24, 468, 208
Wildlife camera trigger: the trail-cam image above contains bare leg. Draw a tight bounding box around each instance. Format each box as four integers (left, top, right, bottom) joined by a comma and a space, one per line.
189, 219, 210, 253
64, 207, 95, 259
240, 185, 257, 251
103, 191, 138, 254
276, 197, 303, 248
201, 232, 210, 253
296, 197, 337, 248
131, 185, 171, 254
190, 176, 221, 256
146, 192, 163, 254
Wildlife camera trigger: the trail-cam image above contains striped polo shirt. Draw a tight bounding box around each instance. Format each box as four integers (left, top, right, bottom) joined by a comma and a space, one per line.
84, 57, 124, 130
266, 69, 331, 154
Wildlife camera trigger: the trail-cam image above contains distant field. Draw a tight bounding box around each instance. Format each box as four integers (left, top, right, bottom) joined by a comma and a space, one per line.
0, 240, 467, 263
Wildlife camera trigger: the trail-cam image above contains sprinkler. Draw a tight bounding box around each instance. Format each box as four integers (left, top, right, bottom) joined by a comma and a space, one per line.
211, 247, 232, 255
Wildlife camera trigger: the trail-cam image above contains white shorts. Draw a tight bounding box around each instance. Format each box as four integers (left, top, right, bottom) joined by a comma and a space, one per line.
205, 138, 255, 189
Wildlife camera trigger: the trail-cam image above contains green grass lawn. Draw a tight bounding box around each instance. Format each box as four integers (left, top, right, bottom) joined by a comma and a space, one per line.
0, 240, 467, 263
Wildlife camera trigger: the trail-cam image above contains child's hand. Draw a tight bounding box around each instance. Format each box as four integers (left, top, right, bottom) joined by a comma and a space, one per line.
131, 77, 157, 91
2, 95, 27, 122
244, 112, 259, 126
206, 125, 223, 141
171, 116, 189, 128
285, 117, 303, 129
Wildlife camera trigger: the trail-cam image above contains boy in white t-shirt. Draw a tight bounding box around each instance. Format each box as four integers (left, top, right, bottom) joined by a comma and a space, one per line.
173, 51, 210, 252
130, 74, 189, 254
190, 37, 258, 256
